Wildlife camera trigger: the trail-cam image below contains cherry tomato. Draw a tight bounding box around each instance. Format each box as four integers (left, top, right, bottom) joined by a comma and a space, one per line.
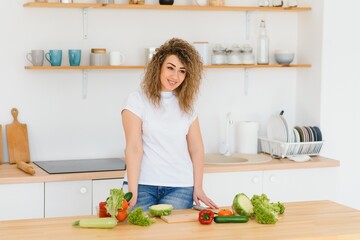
116, 209, 128, 222
217, 209, 233, 216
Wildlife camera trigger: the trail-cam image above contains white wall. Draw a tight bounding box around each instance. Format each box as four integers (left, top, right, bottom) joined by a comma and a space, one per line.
321, 0, 360, 210
0, 0, 298, 161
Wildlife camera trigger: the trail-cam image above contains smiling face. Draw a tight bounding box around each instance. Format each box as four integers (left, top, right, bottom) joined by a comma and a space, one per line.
160, 55, 187, 92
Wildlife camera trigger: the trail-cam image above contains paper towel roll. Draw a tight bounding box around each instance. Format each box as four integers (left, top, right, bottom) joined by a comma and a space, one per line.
236, 121, 259, 154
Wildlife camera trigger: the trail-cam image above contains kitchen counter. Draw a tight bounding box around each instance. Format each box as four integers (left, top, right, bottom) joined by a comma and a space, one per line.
0, 155, 339, 184
0, 200, 359, 240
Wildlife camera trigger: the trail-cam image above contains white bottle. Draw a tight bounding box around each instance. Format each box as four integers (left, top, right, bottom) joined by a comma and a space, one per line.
257, 20, 269, 65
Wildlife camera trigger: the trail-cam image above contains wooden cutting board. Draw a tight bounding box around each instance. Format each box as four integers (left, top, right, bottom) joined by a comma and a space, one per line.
161, 212, 199, 223
6, 108, 31, 164
0, 124, 2, 164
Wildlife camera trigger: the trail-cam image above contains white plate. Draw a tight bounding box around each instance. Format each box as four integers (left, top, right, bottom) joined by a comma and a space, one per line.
267, 114, 288, 142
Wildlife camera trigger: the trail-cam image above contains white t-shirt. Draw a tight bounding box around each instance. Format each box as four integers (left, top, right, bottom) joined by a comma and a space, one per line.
122, 90, 197, 187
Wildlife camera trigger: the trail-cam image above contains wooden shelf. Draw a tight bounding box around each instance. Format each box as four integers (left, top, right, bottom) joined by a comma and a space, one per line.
24, 64, 311, 70
23, 2, 311, 11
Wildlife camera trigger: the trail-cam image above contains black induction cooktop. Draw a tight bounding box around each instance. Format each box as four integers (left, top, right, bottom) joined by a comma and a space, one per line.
33, 158, 126, 174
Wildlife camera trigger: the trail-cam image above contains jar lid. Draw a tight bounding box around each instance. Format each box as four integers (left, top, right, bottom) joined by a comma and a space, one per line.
212, 44, 226, 53
228, 44, 242, 53
242, 44, 253, 53
91, 48, 106, 53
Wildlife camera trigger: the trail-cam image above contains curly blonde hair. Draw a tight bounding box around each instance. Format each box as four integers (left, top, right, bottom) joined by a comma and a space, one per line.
141, 38, 203, 114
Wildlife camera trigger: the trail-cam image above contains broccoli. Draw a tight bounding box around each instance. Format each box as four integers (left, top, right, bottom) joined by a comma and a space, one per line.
128, 207, 156, 226
250, 194, 285, 224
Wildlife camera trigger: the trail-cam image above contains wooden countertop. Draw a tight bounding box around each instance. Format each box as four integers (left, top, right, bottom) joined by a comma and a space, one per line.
0, 155, 339, 184
0, 200, 359, 240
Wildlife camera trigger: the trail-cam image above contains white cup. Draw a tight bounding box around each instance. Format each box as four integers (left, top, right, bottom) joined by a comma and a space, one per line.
109, 51, 125, 66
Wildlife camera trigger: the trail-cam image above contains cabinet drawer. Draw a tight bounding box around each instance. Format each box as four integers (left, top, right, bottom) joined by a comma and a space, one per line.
0, 183, 44, 220
45, 180, 92, 218
204, 171, 263, 207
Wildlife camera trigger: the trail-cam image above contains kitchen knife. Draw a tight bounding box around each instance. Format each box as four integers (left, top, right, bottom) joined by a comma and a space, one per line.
192, 205, 219, 214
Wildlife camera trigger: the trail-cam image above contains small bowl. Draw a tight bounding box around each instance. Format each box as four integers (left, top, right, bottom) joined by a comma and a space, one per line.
274, 51, 295, 65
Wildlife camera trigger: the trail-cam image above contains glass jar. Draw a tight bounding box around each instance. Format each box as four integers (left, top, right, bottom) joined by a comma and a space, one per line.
227, 44, 242, 64
211, 44, 227, 65
242, 44, 255, 65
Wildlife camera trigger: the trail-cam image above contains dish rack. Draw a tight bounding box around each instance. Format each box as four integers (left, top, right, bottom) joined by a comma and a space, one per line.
259, 137, 324, 158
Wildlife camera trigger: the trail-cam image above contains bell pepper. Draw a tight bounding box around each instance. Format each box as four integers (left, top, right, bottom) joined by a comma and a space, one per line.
98, 202, 111, 218
198, 209, 214, 224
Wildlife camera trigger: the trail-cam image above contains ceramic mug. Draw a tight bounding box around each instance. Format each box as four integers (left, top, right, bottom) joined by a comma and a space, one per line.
45, 50, 62, 66
109, 51, 125, 66
26, 50, 44, 66
68, 49, 81, 66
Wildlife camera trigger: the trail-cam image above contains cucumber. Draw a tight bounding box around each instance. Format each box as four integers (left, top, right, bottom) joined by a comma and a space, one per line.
73, 217, 117, 229
124, 192, 133, 202
214, 216, 249, 223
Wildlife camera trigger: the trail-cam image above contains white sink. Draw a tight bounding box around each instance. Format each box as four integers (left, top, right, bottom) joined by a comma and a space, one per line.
204, 153, 272, 165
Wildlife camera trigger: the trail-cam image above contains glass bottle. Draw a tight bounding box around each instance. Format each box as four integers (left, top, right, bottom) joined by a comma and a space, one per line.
257, 20, 269, 65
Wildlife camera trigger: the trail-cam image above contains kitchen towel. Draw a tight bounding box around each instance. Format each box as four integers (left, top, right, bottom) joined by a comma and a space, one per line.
236, 121, 259, 154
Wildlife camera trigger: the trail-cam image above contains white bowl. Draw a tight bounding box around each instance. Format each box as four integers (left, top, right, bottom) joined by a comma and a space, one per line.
274, 51, 295, 65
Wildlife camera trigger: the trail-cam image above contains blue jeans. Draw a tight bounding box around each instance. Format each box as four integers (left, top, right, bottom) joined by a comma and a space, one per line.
123, 182, 194, 212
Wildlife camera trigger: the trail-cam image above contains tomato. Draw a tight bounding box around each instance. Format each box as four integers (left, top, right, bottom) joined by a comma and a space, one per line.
116, 209, 128, 222
217, 209, 233, 216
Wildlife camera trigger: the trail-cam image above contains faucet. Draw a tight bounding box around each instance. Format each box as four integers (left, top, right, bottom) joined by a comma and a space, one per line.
223, 112, 234, 156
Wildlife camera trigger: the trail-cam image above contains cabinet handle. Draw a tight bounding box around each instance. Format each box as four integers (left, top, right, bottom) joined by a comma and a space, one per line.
269, 176, 276, 183
252, 176, 260, 184
80, 187, 87, 194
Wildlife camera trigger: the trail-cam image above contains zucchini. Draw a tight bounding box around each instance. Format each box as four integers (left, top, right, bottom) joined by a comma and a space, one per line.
214, 216, 249, 223
73, 217, 117, 229
124, 192, 133, 202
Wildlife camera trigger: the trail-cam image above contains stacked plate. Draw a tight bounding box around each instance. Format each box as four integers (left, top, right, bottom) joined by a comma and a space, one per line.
267, 113, 323, 143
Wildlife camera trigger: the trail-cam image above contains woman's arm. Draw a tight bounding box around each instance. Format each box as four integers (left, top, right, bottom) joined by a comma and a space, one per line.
121, 109, 143, 209
187, 117, 218, 209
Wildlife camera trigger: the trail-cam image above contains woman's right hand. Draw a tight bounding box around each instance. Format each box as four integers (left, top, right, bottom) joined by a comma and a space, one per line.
127, 193, 137, 210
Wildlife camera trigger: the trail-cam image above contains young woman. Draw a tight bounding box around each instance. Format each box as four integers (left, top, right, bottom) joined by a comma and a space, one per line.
121, 38, 218, 211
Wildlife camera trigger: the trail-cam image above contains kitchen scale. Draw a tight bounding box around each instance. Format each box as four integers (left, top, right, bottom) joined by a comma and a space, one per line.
33, 158, 126, 174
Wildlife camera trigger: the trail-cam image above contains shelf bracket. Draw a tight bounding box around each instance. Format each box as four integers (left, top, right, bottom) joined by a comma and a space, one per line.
82, 69, 89, 99
245, 11, 251, 41
82, 8, 88, 39
244, 68, 249, 96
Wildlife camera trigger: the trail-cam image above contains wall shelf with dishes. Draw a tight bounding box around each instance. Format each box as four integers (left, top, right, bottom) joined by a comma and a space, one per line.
23, 2, 312, 97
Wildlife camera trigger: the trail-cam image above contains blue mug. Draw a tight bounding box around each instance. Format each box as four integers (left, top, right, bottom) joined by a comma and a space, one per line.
68, 49, 81, 66
45, 50, 62, 66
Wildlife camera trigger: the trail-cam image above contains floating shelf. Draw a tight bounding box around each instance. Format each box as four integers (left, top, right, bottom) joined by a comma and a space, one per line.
24, 64, 311, 70
23, 2, 311, 11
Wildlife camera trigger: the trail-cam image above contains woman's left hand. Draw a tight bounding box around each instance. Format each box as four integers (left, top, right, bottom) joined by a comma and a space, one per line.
193, 188, 218, 209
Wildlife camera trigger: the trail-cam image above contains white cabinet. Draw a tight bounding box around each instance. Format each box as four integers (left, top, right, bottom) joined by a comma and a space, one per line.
204, 167, 338, 206
0, 183, 44, 220
263, 168, 337, 203
45, 180, 92, 218
92, 178, 124, 215
203, 171, 263, 206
